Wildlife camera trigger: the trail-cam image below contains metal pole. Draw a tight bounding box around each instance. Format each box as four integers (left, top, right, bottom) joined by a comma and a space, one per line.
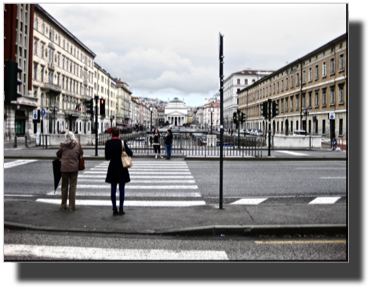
219, 32, 224, 209
268, 99, 272, 157
95, 95, 99, 156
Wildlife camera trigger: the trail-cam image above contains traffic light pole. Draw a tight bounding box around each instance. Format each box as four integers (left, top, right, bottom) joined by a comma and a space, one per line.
95, 95, 99, 156
268, 99, 272, 157
219, 32, 224, 210
237, 110, 241, 149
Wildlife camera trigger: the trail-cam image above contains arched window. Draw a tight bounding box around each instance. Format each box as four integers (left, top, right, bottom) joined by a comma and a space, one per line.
42, 22, 45, 35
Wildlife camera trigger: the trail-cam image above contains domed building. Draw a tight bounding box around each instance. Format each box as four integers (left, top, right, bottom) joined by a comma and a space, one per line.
164, 97, 188, 126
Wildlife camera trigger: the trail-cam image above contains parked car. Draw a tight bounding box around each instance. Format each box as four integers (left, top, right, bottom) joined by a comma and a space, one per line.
293, 130, 308, 136
253, 129, 263, 136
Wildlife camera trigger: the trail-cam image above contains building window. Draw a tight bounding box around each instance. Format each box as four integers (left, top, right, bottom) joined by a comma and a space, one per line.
296, 73, 299, 86
281, 80, 284, 91
330, 86, 335, 105
33, 63, 37, 80
286, 78, 288, 90
330, 58, 335, 74
245, 79, 248, 85
285, 97, 288, 112
322, 62, 327, 77
339, 84, 345, 104
302, 70, 306, 84
315, 65, 319, 80
296, 95, 299, 110
308, 92, 312, 108
281, 99, 284, 112
315, 90, 319, 107
339, 54, 345, 71
290, 96, 294, 111
34, 17, 38, 30
277, 82, 279, 93
322, 89, 327, 106
41, 42, 45, 58
40, 67, 44, 82
322, 120, 326, 134
291, 75, 294, 88
34, 38, 38, 55
308, 68, 312, 82
237, 79, 240, 85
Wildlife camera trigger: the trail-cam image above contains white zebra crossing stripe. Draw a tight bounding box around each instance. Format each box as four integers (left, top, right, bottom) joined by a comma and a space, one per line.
4, 160, 38, 169
230, 198, 268, 205
308, 197, 341, 204
58, 185, 198, 189
36, 198, 206, 207
42, 161, 203, 205
4, 244, 228, 260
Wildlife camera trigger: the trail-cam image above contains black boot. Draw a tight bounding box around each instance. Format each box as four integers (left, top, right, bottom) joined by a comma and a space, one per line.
119, 208, 125, 215
113, 208, 119, 216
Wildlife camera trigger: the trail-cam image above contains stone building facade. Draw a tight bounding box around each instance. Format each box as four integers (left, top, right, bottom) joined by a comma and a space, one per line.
238, 33, 347, 140
32, 4, 96, 135
164, 97, 188, 127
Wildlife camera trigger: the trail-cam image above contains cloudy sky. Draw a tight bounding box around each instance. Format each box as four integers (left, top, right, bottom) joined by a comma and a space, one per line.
40, 2, 346, 107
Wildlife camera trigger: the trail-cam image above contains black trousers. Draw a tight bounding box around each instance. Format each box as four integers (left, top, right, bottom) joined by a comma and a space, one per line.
153, 144, 160, 154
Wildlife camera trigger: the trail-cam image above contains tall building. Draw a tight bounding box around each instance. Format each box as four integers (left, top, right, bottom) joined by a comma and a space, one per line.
224, 69, 273, 130
238, 33, 347, 139
115, 78, 132, 124
4, 4, 37, 140
32, 4, 96, 135
164, 97, 188, 127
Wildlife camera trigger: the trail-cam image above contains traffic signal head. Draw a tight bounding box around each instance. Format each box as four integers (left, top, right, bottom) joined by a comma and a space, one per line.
233, 112, 237, 124
84, 98, 93, 117
100, 98, 105, 116
240, 112, 246, 123
261, 102, 268, 119
5, 60, 22, 102
272, 101, 279, 118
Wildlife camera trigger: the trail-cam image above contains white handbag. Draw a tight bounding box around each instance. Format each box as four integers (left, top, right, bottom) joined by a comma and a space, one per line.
121, 140, 132, 168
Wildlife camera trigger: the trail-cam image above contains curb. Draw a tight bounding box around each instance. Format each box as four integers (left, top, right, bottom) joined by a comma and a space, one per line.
4, 221, 346, 236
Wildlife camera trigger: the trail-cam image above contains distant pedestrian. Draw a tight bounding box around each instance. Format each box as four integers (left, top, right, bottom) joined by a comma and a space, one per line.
165, 129, 173, 160
56, 131, 83, 212
153, 128, 163, 159
105, 127, 133, 216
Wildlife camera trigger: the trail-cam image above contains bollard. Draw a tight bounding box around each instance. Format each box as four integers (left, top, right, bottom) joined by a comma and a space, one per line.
25, 135, 29, 148
13, 136, 17, 148
45, 134, 48, 149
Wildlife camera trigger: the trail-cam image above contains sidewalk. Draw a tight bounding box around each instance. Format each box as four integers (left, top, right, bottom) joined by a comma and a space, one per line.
4, 142, 347, 236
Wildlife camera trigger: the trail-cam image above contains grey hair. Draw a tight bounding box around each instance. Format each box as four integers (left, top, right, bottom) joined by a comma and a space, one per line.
65, 131, 77, 141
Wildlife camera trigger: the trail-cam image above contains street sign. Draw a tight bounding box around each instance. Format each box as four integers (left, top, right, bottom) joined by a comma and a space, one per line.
33, 110, 37, 119
333, 139, 337, 146
329, 112, 335, 120
41, 108, 45, 117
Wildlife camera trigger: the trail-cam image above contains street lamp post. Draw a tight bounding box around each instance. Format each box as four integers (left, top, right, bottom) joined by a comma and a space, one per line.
149, 105, 153, 133
50, 105, 58, 134
303, 106, 311, 150
210, 103, 214, 134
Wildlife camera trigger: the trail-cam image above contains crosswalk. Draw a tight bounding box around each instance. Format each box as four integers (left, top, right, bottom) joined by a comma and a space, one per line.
40, 161, 207, 207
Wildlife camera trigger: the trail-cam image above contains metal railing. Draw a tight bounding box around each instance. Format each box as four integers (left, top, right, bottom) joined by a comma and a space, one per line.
34, 130, 265, 158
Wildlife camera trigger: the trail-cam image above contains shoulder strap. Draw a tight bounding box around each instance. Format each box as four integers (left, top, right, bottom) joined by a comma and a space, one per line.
121, 140, 125, 152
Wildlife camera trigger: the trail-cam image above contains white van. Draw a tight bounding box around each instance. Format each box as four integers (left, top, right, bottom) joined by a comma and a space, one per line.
293, 130, 308, 136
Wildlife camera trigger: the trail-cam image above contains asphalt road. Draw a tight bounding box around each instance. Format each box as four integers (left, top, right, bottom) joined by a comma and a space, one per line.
4, 230, 346, 261
4, 159, 347, 205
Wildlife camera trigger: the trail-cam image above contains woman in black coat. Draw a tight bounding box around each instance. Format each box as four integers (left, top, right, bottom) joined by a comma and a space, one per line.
105, 127, 133, 215
165, 129, 173, 160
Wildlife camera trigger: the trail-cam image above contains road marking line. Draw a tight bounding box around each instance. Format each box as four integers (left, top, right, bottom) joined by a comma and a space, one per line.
4, 194, 34, 197
4, 160, 38, 169
320, 177, 346, 179
77, 179, 196, 184
83, 171, 192, 175
4, 244, 228, 260
276, 151, 307, 156
308, 197, 341, 204
46, 192, 202, 197
60, 185, 199, 190
36, 198, 206, 207
230, 198, 268, 205
78, 175, 194, 179
255, 240, 346, 244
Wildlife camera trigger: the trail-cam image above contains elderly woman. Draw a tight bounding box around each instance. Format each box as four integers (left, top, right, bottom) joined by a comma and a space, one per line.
105, 127, 133, 215
56, 131, 83, 211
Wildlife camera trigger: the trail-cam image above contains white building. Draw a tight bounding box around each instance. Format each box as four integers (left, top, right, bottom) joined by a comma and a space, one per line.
223, 69, 273, 130
164, 97, 188, 127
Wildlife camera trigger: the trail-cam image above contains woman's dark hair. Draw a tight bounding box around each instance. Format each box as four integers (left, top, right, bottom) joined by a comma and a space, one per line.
167, 129, 172, 136
110, 127, 120, 137
154, 128, 159, 134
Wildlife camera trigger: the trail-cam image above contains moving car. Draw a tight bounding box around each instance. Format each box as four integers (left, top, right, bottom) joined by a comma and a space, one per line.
293, 130, 308, 136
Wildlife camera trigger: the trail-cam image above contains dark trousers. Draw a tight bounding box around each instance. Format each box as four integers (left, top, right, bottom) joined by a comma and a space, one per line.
61, 172, 78, 210
111, 183, 125, 210
153, 144, 161, 154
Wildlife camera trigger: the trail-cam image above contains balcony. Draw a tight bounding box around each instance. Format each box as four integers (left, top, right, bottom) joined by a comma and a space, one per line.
41, 82, 62, 94
48, 62, 55, 71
